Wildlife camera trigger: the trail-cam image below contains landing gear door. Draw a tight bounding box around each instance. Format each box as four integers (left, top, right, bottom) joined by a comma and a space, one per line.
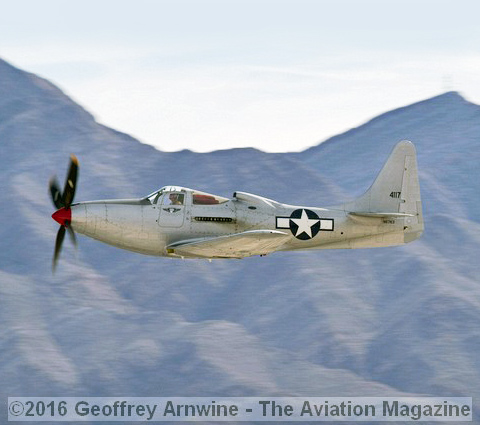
158, 191, 186, 228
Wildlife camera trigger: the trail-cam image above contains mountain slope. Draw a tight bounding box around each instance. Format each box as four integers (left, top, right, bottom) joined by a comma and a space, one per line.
299, 91, 480, 221
1, 58, 479, 423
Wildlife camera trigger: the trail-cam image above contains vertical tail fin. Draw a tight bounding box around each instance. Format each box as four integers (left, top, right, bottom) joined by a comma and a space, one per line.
343, 140, 424, 242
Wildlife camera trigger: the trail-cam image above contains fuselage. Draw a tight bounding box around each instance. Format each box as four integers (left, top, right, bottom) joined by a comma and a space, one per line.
67, 186, 408, 259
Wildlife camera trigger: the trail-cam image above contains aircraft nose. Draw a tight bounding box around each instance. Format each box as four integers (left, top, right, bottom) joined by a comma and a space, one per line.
52, 207, 71, 226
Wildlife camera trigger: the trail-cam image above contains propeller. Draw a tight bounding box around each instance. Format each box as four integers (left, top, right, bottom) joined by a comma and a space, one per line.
49, 154, 79, 272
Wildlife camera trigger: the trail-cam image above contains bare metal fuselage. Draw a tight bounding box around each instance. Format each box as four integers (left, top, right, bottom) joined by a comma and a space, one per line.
57, 141, 424, 260
69, 193, 414, 259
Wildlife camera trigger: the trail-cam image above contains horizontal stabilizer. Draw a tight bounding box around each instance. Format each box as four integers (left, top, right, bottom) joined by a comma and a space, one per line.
167, 229, 289, 258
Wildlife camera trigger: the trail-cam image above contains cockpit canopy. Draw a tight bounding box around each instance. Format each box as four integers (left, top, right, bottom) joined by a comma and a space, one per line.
146, 186, 229, 205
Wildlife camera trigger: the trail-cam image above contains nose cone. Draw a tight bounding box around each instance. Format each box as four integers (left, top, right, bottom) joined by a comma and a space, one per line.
52, 207, 71, 226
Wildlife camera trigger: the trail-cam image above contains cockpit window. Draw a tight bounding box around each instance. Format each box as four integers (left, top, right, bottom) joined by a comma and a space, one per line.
164, 192, 185, 206
147, 187, 228, 206
147, 190, 163, 204
192, 191, 228, 205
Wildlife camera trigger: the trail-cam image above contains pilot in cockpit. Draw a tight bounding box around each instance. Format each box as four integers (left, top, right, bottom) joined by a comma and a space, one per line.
168, 193, 183, 205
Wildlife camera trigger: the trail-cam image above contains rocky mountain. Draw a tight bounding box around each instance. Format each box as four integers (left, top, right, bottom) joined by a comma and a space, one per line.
1, 58, 479, 423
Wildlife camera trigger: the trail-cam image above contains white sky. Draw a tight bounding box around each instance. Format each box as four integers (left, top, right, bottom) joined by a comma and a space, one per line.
1, 0, 479, 152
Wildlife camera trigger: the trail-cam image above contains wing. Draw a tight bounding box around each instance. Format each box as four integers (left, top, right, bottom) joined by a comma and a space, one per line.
167, 230, 290, 258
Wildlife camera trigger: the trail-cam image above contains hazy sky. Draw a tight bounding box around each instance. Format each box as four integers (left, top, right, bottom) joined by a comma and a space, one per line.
1, 0, 479, 152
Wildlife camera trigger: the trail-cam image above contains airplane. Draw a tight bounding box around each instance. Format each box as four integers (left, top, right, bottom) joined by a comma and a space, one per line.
50, 140, 423, 270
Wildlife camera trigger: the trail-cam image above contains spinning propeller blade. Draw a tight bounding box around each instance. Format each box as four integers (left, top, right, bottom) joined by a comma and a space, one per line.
52, 225, 66, 272
49, 155, 79, 272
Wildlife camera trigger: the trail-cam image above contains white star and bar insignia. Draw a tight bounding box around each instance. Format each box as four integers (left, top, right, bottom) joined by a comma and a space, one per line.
276, 209, 334, 240
291, 209, 319, 238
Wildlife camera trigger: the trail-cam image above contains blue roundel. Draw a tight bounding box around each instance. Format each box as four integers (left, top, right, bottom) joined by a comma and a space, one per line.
289, 209, 321, 240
